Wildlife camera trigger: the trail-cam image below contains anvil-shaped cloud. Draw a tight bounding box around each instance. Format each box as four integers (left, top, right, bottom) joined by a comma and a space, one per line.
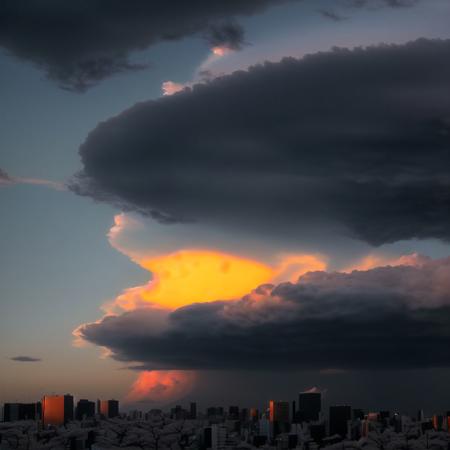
71, 39, 450, 245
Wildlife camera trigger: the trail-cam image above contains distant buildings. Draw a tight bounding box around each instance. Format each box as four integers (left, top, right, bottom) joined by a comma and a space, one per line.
42, 394, 73, 427
3, 403, 38, 422
2, 389, 450, 450
76, 399, 95, 421
97, 399, 119, 418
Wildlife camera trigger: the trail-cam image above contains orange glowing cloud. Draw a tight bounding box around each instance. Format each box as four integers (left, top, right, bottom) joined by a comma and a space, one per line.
161, 81, 188, 96
343, 252, 430, 273
272, 253, 327, 283
126, 370, 196, 404
211, 46, 232, 57
106, 214, 329, 311
118, 249, 274, 310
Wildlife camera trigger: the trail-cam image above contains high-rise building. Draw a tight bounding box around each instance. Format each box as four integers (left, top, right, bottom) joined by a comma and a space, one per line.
298, 392, 321, 422
329, 405, 352, 437
42, 395, 73, 427
203, 424, 228, 450
432, 415, 445, 431
353, 409, 364, 420
269, 400, 290, 436
240, 408, 249, 422
250, 408, 259, 422
190, 402, 197, 420
97, 399, 119, 418
228, 406, 239, 420
75, 399, 95, 421
3, 403, 37, 422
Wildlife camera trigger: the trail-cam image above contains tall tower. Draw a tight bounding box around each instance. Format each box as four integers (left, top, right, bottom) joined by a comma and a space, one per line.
298, 391, 321, 422
329, 405, 352, 437
98, 399, 119, 418
269, 400, 290, 436
42, 394, 73, 427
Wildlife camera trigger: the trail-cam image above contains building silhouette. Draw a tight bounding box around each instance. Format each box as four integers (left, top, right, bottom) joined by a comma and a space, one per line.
190, 402, 197, 420
42, 394, 73, 427
76, 399, 95, 421
298, 391, 321, 422
269, 400, 290, 436
3, 403, 37, 422
97, 399, 119, 418
329, 405, 352, 437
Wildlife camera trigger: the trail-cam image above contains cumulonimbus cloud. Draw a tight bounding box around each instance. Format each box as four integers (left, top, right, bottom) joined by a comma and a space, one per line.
77, 255, 450, 371
71, 39, 450, 245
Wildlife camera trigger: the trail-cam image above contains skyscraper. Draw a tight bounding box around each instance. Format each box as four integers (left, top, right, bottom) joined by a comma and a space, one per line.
269, 400, 290, 436
97, 399, 119, 418
298, 392, 321, 422
228, 406, 239, 420
76, 399, 95, 421
42, 394, 73, 427
190, 402, 197, 420
329, 405, 352, 438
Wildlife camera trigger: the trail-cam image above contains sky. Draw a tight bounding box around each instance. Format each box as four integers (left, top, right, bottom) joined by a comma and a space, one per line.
1, 0, 450, 416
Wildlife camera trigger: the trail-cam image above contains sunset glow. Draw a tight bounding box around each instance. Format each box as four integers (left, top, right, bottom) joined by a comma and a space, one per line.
127, 250, 274, 309
126, 371, 196, 404
211, 46, 231, 57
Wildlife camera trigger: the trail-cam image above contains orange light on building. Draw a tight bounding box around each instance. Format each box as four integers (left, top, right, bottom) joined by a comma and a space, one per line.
97, 399, 119, 418
42, 395, 73, 428
269, 400, 290, 423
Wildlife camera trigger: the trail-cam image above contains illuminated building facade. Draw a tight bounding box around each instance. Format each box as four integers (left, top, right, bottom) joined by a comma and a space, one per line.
97, 399, 119, 418
269, 400, 290, 436
42, 394, 73, 427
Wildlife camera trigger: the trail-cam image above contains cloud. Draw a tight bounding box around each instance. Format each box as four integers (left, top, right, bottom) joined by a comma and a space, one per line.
0, 168, 13, 185
348, 0, 419, 7
10, 356, 42, 362
71, 39, 450, 246
77, 255, 450, 371
94, 215, 327, 312
343, 251, 430, 272
125, 370, 196, 404
0, 1, 293, 91
162, 81, 189, 96
318, 9, 348, 21
0, 168, 65, 191
0, 0, 424, 91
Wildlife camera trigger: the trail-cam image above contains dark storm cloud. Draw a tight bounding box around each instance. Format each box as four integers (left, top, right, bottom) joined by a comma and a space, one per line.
71, 39, 450, 245
347, 0, 419, 7
10, 356, 42, 362
0, 0, 296, 91
78, 256, 450, 370
0, 1, 423, 91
